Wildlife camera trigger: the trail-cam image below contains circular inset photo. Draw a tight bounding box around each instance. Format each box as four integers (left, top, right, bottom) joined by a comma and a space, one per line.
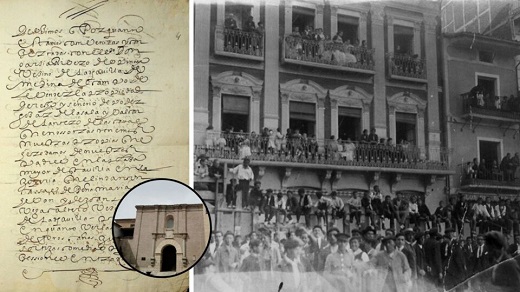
112, 179, 211, 277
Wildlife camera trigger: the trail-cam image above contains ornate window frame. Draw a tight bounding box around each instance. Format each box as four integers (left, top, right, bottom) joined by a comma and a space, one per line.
280, 79, 327, 140
329, 85, 373, 138
387, 92, 427, 155
210, 71, 263, 132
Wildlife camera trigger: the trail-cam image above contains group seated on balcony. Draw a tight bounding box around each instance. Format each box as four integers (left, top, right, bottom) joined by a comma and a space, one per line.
201, 126, 446, 169
465, 87, 520, 113
465, 153, 519, 182
223, 13, 264, 56
388, 47, 425, 79
284, 27, 373, 68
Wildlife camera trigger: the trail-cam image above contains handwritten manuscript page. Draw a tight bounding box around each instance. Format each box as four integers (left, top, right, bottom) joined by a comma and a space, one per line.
0, 0, 189, 290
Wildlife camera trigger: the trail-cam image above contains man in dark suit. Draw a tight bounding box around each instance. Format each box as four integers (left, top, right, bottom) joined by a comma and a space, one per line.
508, 233, 520, 257
315, 227, 339, 273
424, 228, 443, 287
442, 228, 467, 291
472, 233, 491, 275
414, 231, 426, 279
396, 233, 416, 279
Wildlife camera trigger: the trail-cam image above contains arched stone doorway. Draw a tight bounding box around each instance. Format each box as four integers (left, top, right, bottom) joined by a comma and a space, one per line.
155, 239, 183, 272
161, 245, 177, 272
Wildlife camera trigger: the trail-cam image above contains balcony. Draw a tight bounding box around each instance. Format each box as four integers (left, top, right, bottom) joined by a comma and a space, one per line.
459, 168, 520, 195
197, 131, 452, 174
282, 35, 375, 73
214, 26, 264, 61
387, 53, 427, 82
461, 92, 520, 124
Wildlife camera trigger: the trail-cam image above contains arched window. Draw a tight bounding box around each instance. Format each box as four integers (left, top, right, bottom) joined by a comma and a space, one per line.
166, 216, 174, 229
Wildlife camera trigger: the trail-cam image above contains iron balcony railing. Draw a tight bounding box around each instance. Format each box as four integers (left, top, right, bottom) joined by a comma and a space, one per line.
461, 92, 520, 121
215, 26, 264, 58
388, 53, 426, 79
197, 131, 451, 170
283, 35, 375, 71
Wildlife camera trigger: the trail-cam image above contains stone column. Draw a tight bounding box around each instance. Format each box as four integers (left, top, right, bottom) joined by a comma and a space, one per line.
331, 99, 338, 138
413, 21, 422, 57
417, 109, 426, 159
211, 86, 222, 131
388, 106, 396, 142
281, 93, 290, 133
362, 101, 371, 131
194, 2, 211, 140
330, 6, 338, 37
359, 12, 368, 43
263, 1, 280, 129
284, 0, 293, 34
371, 3, 387, 136
386, 16, 394, 55
316, 4, 324, 31
216, 2, 225, 26
251, 90, 261, 133
252, 2, 260, 24
424, 15, 441, 159
317, 98, 326, 141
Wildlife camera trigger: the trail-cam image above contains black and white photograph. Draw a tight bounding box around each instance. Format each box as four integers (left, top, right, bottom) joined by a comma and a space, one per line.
193, 0, 520, 291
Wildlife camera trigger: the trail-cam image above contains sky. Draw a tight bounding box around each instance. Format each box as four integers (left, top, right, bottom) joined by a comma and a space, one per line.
115, 179, 203, 219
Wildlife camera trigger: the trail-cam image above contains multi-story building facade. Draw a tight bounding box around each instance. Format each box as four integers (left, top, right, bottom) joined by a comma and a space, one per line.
194, 0, 453, 235
114, 204, 210, 275
441, 0, 520, 202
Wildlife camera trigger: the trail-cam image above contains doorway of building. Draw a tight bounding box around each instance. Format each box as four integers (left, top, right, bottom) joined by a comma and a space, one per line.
479, 140, 500, 170
161, 245, 177, 272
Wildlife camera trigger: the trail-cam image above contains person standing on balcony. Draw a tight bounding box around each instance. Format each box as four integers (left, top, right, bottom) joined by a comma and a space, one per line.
229, 157, 255, 210
501, 153, 513, 181
225, 13, 237, 30
512, 153, 520, 181
368, 128, 379, 144
244, 15, 255, 32
332, 31, 343, 43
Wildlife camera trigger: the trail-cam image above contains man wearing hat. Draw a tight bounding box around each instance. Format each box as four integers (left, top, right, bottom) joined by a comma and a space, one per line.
424, 228, 443, 286
229, 157, 255, 210
324, 233, 355, 290
414, 231, 427, 287
396, 232, 417, 280
215, 231, 240, 273
370, 236, 411, 292
276, 237, 312, 292
442, 228, 467, 291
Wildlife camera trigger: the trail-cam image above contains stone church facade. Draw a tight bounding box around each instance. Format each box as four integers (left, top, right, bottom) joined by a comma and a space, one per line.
114, 204, 210, 275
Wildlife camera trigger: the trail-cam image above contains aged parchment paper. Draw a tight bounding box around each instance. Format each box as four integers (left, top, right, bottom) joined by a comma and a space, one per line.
0, 0, 189, 290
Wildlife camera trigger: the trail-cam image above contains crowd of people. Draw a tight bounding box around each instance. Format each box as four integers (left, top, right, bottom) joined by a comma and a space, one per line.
194, 156, 520, 291
465, 88, 520, 113
200, 127, 446, 169
223, 13, 264, 56
465, 154, 520, 182
197, 216, 520, 292
284, 26, 373, 67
